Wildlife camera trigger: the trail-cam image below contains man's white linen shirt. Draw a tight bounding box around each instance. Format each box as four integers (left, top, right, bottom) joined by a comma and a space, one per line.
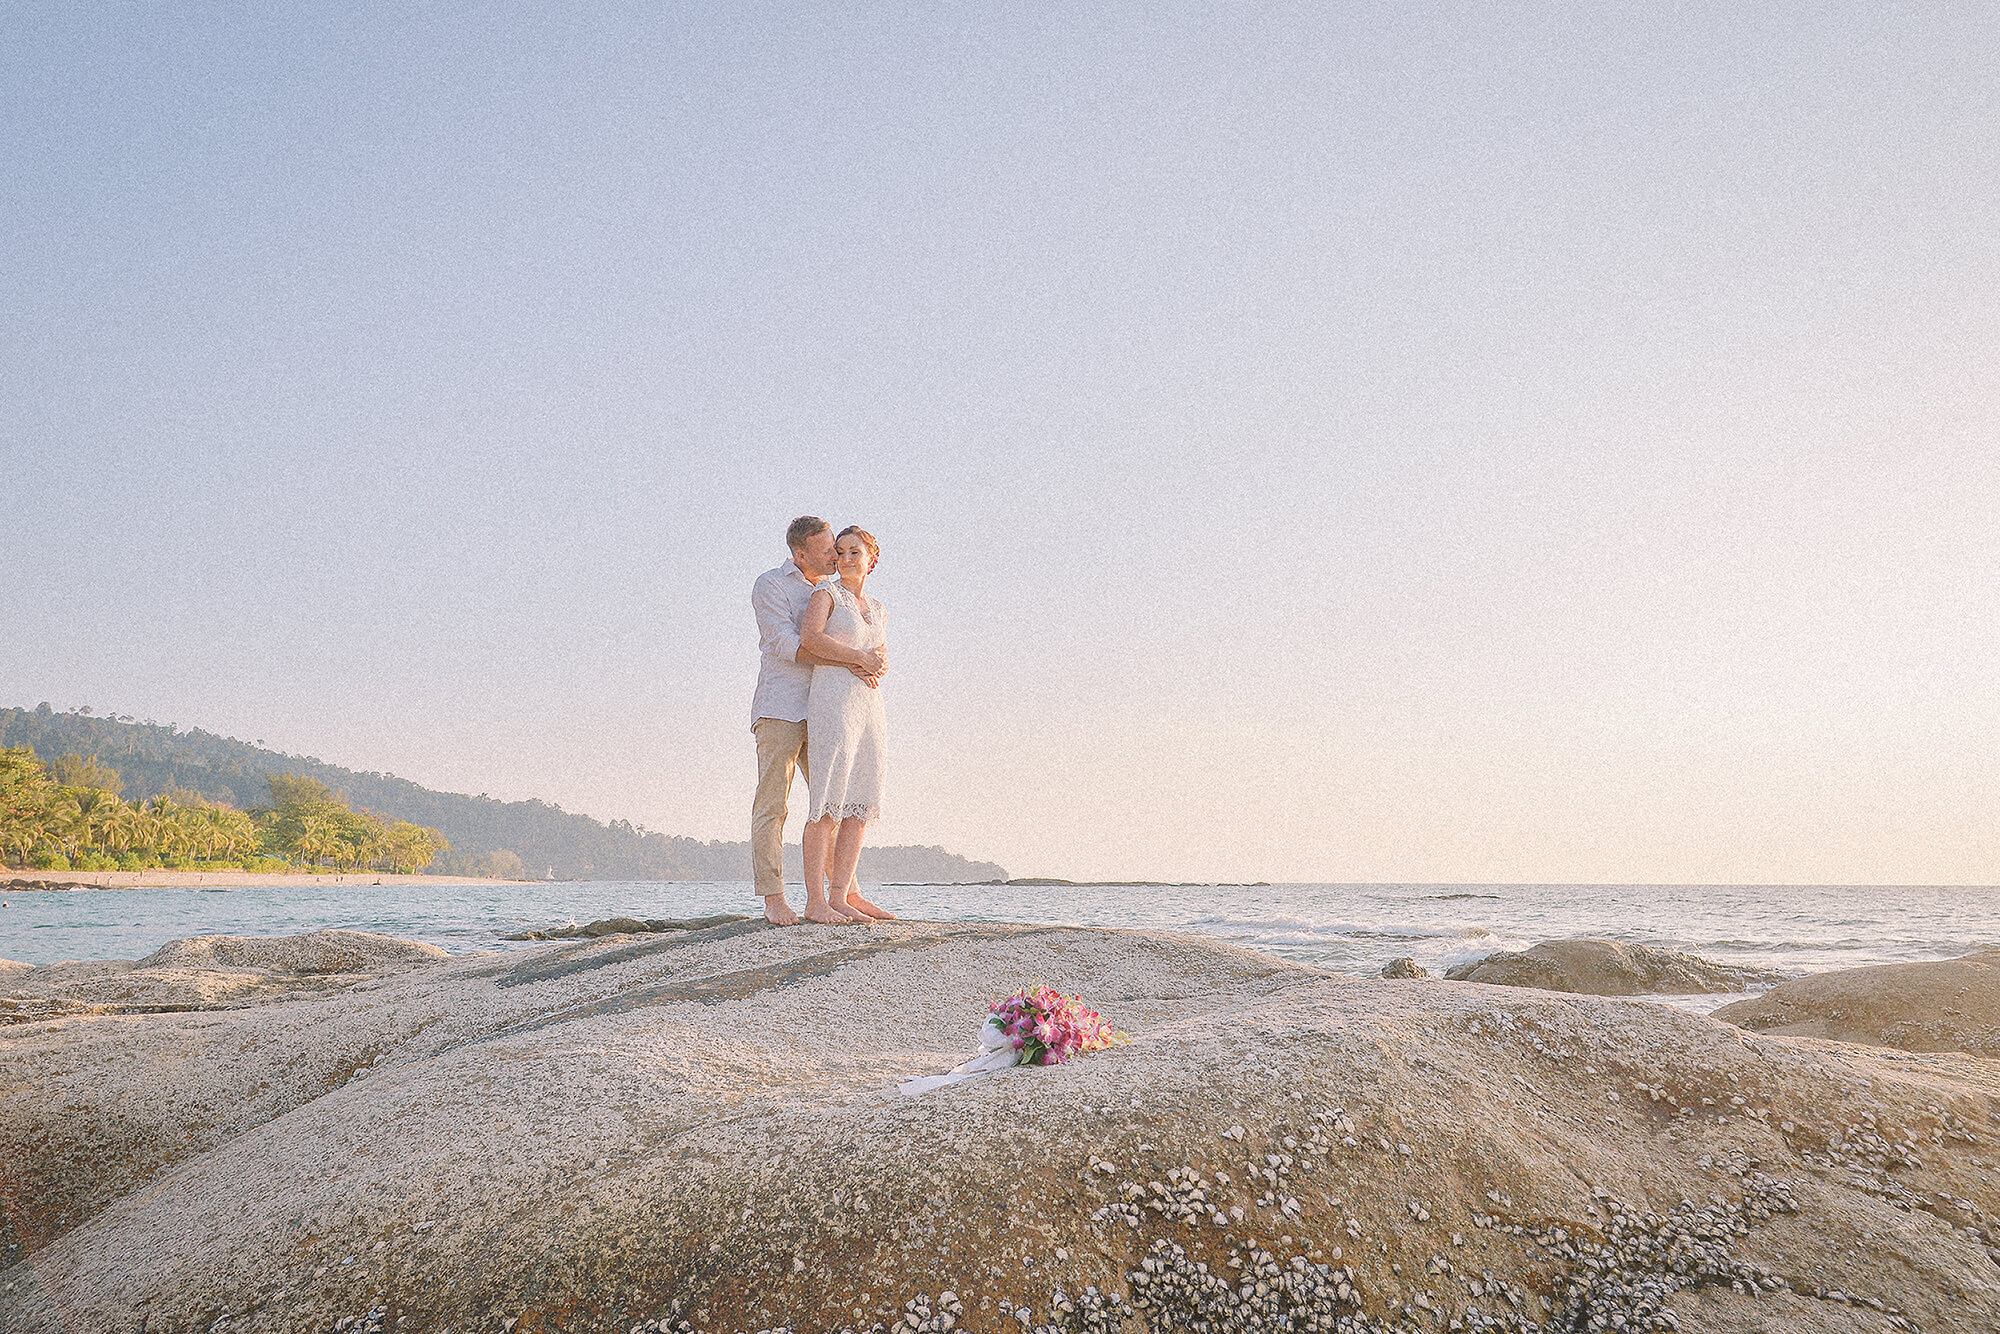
750, 560, 819, 728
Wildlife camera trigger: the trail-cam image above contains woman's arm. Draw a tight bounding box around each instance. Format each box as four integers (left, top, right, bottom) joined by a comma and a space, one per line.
800, 589, 888, 676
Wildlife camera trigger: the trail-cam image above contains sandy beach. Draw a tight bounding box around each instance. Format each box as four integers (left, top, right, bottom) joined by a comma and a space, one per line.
1, 869, 533, 890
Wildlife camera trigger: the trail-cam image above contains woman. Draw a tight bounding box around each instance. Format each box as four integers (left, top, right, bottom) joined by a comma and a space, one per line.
798, 525, 896, 924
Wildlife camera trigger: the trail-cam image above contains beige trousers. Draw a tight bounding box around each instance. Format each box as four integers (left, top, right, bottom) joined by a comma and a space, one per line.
751, 717, 809, 898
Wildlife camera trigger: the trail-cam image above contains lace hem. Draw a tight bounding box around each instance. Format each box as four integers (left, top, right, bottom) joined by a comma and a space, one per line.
808, 801, 879, 823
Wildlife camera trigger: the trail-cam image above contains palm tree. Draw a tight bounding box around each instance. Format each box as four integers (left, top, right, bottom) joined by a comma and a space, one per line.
71, 788, 121, 855
179, 811, 209, 861
292, 814, 342, 868
43, 791, 85, 863
99, 802, 145, 853
1, 798, 46, 865
146, 796, 188, 862
214, 809, 258, 863
347, 827, 384, 871
381, 822, 443, 873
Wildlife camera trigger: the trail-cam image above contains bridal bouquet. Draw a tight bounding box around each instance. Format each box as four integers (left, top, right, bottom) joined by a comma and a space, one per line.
989, 983, 1127, 1065
901, 984, 1127, 1095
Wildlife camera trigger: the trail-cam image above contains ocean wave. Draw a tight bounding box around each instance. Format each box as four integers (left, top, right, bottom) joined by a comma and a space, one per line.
1188, 915, 1495, 942
1413, 942, 1505, 970
1222, 933, 1534, 972
1693, 937, 1992, 958
1182, 912, 1537, 974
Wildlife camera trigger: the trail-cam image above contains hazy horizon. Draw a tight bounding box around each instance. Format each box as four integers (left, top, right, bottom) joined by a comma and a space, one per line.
1, 698, 1995, 889
6, 5, 1996, 885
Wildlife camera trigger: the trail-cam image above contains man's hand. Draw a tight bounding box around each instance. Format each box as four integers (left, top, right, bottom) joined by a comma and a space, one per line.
862, 646, 888, 675
847, 665, 883, 689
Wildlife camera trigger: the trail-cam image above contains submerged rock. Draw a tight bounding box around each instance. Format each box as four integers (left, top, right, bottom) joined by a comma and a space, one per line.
1715, 948, 2000, 1055
3, 923, 1998, 1332
1379, 956, 1429, 979
1444, 937, 1781, 995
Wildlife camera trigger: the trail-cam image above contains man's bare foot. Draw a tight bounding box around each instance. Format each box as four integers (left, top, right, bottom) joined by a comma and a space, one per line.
801, 895, 853, 924
763, 894, 800, 927
845, 891, 897, 921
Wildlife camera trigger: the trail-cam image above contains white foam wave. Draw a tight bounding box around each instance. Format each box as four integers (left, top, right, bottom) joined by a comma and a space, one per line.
1189, 915, 1495, 942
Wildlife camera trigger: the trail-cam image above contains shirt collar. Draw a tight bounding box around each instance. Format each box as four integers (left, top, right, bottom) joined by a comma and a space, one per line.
784, 559, 815, 583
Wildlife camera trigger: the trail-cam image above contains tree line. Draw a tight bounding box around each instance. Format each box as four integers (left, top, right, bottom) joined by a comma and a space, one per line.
0, 747, 449, 874
0, 706, 1008, 882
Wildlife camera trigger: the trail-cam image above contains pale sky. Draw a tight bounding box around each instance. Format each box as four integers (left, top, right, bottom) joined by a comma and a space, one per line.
5, 3, 1996, 884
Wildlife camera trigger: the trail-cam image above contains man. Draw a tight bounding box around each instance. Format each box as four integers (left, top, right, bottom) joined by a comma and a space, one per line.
750, 515, 887, 924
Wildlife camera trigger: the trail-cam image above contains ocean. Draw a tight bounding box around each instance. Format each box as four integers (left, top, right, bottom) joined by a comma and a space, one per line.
4, 878, 1995, 1013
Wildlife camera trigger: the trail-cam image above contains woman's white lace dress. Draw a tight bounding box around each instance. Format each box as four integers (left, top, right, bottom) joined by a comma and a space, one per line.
806, 577, 886, 822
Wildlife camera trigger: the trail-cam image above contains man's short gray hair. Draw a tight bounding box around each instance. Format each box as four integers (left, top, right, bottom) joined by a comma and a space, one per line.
786, 515, 830, 551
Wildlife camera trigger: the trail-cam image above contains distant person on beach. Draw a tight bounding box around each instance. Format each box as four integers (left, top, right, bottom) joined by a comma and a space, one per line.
749, 516, 893, 926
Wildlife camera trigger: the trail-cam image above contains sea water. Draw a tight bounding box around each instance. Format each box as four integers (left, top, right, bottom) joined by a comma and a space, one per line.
4, 879, 1995, 1013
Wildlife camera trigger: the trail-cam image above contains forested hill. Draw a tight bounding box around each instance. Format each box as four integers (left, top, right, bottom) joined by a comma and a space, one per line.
0, 706, 1006, 883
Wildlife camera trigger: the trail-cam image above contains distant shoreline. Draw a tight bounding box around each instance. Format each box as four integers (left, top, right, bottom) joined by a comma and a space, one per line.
2, 870, 536, 890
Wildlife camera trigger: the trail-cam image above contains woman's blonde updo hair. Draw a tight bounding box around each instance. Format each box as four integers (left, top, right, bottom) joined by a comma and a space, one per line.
836, 525, 880, 572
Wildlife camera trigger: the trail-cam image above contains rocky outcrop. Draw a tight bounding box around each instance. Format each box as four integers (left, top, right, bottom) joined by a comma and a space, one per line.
1444, 938, 1783, 995
138, 928, 448, 974
503, 913, 748, 941
0, 929, 447, 1021
1715, 949, 2000, 1055
1378, 956, 1429, 979
3, 923, 1999, 1333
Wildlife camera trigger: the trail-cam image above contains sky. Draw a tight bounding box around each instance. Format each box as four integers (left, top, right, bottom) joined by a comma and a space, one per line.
4, 2, 1996, 885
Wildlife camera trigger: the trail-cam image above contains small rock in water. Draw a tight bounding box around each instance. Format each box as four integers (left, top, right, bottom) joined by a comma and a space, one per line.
1380, 957, 1430, 979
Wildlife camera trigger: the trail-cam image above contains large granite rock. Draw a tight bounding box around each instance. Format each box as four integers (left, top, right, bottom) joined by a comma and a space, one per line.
1715, 949, 2000, 1056
3, 923, 1999, 1333
1444, 938, 1782, 995
0, 929, 447, 1020
137, 928, 448, 974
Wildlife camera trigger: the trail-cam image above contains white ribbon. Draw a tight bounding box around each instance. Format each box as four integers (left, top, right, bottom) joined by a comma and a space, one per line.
899, 1016, 1022, 1096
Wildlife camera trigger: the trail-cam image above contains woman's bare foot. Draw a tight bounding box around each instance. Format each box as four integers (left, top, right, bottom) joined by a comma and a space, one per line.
801, 893, 855, 924
763, 893, 800, 927
845, 891, 896, 921
827, 889, 874, 923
